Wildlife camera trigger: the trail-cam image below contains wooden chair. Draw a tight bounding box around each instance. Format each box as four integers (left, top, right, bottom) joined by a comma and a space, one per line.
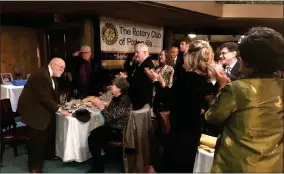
0, 99, 30, 166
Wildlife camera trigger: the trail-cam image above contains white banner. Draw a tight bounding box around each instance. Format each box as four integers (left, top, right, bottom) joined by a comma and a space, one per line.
100, 17, 164, 54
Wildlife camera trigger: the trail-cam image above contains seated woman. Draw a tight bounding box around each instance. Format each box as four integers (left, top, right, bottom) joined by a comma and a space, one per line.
87, 77, 132, 173
206, 27, 284, 172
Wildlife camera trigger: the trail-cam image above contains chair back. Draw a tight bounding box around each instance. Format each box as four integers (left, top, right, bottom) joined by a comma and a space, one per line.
123, 104, 155, 173
0, 99, 17, 131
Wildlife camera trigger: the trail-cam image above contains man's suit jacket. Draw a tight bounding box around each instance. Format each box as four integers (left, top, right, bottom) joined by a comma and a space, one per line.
128, 57, 155, 110
173, 55, 182, 69
226, 60, 241, 81
124, 53, 138, 76
173, 52, 185, 83
69, 57, 103, 96
18, 68, 59, 131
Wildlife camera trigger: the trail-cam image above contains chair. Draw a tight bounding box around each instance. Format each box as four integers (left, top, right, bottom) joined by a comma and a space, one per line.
158, 111, 170, 135
106, 131, 123, 157
123, 104, 157, 173
0, 99, 30, 165
107, 105, 158, 172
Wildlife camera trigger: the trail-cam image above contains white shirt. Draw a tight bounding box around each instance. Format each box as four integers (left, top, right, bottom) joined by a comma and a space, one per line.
225, 59, 237, 74
48, 66, 55, 90
173, 56, 177, 65
48, 66, 62, 113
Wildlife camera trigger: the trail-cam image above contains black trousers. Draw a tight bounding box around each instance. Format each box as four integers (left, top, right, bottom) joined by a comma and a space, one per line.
88, 126, 121, 172
162, 130, 201, 173
26, 118, 56, 170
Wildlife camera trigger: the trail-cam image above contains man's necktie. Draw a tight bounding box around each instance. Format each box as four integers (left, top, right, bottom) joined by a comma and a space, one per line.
225, 67, 232, 74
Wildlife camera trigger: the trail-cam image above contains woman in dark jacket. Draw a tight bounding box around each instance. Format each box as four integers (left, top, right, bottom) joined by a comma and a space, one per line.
162, 40, 227, 172
87, 77, 132, 173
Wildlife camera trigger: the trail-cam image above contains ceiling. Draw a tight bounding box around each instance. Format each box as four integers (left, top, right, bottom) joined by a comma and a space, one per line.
1, 1, 283, 34
217, 1, 283, 4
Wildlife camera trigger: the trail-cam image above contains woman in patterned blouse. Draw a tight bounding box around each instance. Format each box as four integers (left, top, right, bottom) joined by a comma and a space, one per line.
145, 50, 174, 114
87, 77, 132, 173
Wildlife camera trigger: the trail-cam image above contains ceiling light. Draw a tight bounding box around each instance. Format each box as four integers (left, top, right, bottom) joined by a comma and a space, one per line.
188, 34, 196, 39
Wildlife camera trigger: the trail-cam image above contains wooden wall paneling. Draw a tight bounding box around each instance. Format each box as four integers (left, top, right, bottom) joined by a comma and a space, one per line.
83, 19, 94, 56
28, 33, 38, 73
37, 29, 48, 67
22, 35, 29, 73
0, 26, 39, 77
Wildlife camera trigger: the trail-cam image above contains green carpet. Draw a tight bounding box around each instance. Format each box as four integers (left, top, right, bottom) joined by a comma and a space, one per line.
1, 145, 123, 173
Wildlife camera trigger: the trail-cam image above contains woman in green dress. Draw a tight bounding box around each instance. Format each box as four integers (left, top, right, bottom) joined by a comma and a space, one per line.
206, 27, 284, 173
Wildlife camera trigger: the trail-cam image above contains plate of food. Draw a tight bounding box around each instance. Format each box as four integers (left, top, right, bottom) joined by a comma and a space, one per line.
83, 96, 96, 103
84, 102, 93, 108
198, 144, 215, 153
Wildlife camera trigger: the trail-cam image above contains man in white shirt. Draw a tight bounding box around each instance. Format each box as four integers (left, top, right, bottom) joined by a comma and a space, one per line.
220, 42, 241, 81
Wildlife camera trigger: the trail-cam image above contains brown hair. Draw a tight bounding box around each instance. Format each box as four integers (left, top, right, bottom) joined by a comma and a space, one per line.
183, 40, 216, 79
180, 37, 191, 45
220, 42, 239, 57
159, 50, 173, 66
112, 77, 129, 94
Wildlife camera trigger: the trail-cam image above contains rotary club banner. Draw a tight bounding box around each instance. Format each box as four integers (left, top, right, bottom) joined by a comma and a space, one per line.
100, 16, 164, 54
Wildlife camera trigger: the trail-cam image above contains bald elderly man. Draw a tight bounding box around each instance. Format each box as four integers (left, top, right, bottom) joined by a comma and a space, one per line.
18, 58, 69, 173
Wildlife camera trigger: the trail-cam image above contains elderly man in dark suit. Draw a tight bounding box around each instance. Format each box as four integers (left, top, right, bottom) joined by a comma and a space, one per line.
17, 58, 69, 173
118, 43, 154, 110
70, 45, 103, 99
220, 42, 241, 81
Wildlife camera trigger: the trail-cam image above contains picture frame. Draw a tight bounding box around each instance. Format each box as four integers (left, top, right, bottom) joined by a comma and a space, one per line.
1, 73, 13, 85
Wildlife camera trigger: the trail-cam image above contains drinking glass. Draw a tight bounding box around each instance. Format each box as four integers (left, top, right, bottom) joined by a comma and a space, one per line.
60, 93, 67, 106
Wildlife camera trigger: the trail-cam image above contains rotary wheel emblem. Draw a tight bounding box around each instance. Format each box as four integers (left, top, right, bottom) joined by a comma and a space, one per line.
101, 22, 118, 45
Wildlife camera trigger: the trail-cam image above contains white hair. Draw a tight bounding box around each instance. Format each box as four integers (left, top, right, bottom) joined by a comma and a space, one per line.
80, 45, 91, 51
135, 43, 149, 58
49, 57, 65, 66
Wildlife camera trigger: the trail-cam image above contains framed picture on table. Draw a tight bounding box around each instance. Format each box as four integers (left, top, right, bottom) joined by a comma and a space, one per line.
1, 73, 13, 85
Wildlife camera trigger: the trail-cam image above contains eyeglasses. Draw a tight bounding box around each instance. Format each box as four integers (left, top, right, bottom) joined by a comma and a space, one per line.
53, 63, 65, 70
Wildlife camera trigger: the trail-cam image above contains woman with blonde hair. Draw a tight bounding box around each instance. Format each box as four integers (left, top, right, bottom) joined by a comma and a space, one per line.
163, 40, 229, 172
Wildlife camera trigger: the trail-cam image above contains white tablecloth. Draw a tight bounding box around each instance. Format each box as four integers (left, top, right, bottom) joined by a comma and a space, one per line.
55, 107, 105, 163
1, 85, 24, 112
193, 149, 214, 173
